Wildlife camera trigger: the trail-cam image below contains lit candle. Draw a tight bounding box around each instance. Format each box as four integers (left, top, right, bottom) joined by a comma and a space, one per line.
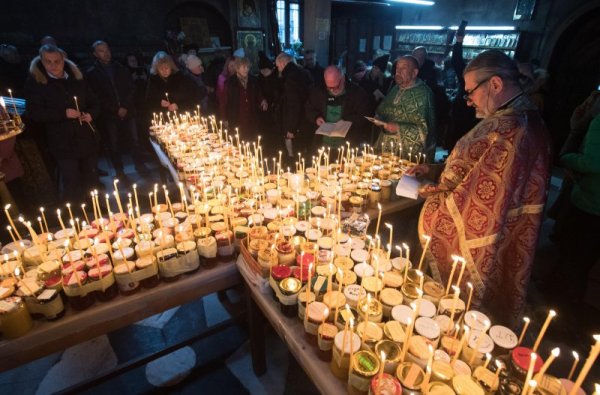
518, 316, 531, 346
535, 347, 560, 380
4, 204, 21, 239
494, 360, 504, 381
417, 234, 431, 271
385, 223, 393, 259
447, 285, 460, 332
532, 310, 556, 352
567, 351, 579, 381
56, 209, 67, 231
73, 96, 82, 125
375, 203, 382, 238
445, 255, 459, 295
521, 352, 537, 395
465, 282, 474, 312
451, 325, 470, 364
483, 353, 492, 370
40, 207, 49, 233
81, 204, 91, 225
455, 256, 467, 288
569, 334, 600, 395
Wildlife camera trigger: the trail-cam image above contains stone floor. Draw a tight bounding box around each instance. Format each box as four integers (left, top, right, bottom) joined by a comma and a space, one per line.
1, 149, 599, 394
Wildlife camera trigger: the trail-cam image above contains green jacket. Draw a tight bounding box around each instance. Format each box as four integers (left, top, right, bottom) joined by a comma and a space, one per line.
561, 115, 600, 215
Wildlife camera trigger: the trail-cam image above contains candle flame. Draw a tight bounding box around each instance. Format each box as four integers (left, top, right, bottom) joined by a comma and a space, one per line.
549, 309, 557, 317
14, 267, 20, 276
523, 316, 530, 323
572, 350, 579, 360
467, 282, 473, 289
0, 97, 5, 108
551, 347, 560, 357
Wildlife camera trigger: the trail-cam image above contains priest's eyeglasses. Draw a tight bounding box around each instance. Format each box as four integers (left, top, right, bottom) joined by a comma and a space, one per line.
463, 76, 493, 101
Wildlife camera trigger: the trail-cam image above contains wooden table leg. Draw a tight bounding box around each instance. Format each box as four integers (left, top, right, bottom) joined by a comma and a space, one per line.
245, 283, 266, 376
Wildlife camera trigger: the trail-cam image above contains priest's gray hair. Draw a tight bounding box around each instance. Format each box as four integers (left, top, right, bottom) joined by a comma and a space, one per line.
464, 50, 520, 86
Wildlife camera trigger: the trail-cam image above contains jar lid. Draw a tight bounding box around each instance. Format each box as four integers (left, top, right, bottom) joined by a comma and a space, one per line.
323, 291, 346, 309
401, 283, 420, 299
336, 269, 357, 285
464, 311, 491, 332
298, 291, 316, 304
439, 297, 465, 313
334, 330, 361, 354
351, 249, 369, 263
0, 296, 22, 313
428, 382, 456, 395
396, 362, 425, 390
424, 281, 445, 299
488, 325, 518, 350
362, 276, 384, 293
352, 350, 380, 376
318, 322, 338, 340
415, 317, 441, 340
452, 374, 484, 395
354, 262, 374, 278
271, 265, 292, 281
391, 257, 411, 272
344, 284, 366, 303
317, 236, 334, 250
434, 349, 451, 363
432, 360, 455, 381
452, 360, 472, 376
391, 304, 413, 325
380, 288, 403, 307
279, 277, 302, 294
370, 373, 402, 395
306, 301, 329, 322
416, 298, 436, 318
375, 339, 402, 362
349, 237, 365, 250
334, 256, 354, 271
408, 335, 432, 360
384, 320, 406, 343
357, 321, 383, 342
384, 271, 404, 288
434, 315, 453, 333
511, 346, 543, 373
333, 243, 351, 257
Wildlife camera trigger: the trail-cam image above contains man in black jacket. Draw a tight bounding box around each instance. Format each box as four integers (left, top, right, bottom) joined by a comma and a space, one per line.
25, 44, 100, 203
275, 52, 313, 160
86, 41, 140, 177
305, 66, 372, 151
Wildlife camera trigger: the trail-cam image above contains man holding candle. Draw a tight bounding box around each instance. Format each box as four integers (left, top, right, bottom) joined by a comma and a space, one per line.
86, 40, 142, 177
408, 50, 551, 327
25, 44, 100, 203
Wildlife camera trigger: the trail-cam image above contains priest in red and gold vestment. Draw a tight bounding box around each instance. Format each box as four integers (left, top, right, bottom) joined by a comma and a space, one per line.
409, 50, 551, 326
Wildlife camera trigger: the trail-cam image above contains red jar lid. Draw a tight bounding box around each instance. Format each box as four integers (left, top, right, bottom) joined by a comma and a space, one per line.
96, 231, 115, 243
276, 241, 294, 254
292, 266, 310, 283
45, 274, 62, 288
271, 265, 292, 281
370, 373, 402, 395
296, 253, 315, 267
79, 228, 99, 239
511, 346, 544, 373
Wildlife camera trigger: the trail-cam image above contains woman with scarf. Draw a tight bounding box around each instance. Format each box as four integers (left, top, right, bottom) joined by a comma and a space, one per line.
227, 57, 266, 141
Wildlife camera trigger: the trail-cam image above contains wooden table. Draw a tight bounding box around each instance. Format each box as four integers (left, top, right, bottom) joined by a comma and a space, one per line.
237, 256, 348, 395
0, 260, 241, 372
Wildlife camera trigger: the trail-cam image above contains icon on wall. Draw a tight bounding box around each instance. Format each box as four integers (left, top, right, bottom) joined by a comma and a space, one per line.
238, 0, 261, 28
513, 0, 536, 20
236, 30, 264, 71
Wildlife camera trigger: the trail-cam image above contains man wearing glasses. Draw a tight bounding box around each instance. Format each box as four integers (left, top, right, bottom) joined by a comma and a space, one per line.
305, 66, 371, 150
408, 50, 551, 327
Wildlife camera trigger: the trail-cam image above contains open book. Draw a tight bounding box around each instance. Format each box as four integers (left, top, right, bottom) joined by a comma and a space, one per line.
315, 120, 352, 138
395, 174, 421, 200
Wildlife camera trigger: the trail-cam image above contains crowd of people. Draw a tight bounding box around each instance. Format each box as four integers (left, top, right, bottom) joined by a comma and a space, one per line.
1, 26, 599, 322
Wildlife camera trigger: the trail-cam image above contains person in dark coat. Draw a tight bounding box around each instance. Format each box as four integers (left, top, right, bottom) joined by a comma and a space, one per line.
145, 51, 198, 116
303, 49, 324, 88
25, 44, 100, 203
257, 52, 281, 158
305, 65, 372, 150
359, 54, 389, 108
227, 57, 265, 141
275, 52, 313, 160
86, 41, 140, 176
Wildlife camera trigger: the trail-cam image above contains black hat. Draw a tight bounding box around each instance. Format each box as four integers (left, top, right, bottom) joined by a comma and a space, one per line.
353, 60, 367, 73
258, 51, 273, 70
372, 54, 390, 72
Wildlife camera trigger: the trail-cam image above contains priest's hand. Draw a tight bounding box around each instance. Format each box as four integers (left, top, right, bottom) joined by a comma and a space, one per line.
79, 112, 92, 123
66, 108, 81, 119
316, 117, 325, 126
383, 122, 399, 133
406, 164, 429, 177
168, 103, 179, 112
160, 99, 170, 108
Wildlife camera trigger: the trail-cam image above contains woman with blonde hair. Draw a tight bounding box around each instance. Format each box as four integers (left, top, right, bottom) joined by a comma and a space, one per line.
146, 51, 197, 114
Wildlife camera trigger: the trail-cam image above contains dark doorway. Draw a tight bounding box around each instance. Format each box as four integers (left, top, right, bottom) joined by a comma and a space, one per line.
545, 6, 600, 157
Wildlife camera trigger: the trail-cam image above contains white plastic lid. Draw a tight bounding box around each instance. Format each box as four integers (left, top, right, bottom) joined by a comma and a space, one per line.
391, 304, 413, 325
464, 310, 491, 332
334, 330, 362, 354
354, 262, 374, 278
344, 284, 366, 303
467, 331, 495, 353
489, 325, 518, 350
416, 298, 436, 318
415, 317, 441, 340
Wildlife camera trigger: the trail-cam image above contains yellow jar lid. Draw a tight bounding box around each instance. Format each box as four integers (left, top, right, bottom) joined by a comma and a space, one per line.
424, 280, 445, 299
408, 335, 432, 360
428, 382, 456, 395
452, 374, 484, 395
396, 362, 424, 390
380, 288, 403, 307
432, 360, 455, 381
